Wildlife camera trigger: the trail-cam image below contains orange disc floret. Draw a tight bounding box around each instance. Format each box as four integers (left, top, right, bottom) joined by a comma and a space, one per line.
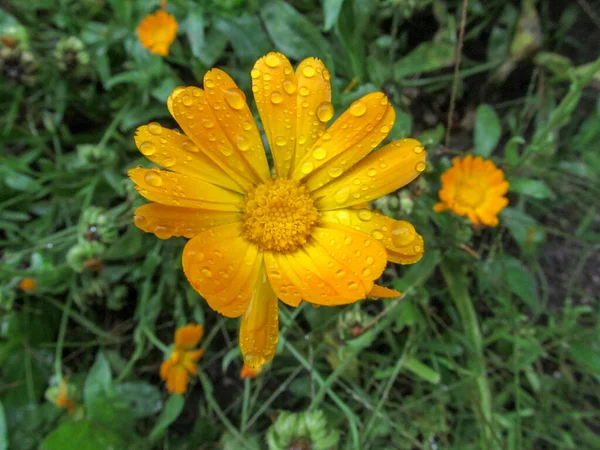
136, 9, 178, 56
160, 324, 204, 394
434, 155, 509, 226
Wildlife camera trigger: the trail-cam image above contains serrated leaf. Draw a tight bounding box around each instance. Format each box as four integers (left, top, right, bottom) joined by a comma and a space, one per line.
474, 104, 502, 157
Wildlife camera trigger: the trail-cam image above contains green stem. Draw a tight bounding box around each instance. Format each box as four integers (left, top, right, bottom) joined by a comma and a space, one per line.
54, 289, 75, 378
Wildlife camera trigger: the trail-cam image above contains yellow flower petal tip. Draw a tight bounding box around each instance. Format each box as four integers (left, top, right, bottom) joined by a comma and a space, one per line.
434, 155, 509, 227
240, 363, 263, 379
129, 52, 427, 368
136, 9, 178, 56
161, 324, 204, 394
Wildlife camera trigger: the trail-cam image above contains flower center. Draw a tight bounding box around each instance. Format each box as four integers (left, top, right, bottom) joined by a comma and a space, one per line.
455, 178, 485, 207
242, 178, 318, 253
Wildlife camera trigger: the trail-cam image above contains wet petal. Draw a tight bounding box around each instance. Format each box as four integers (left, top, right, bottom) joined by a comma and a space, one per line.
133, 203, 241, 239
293, 58, 332, 171
134, 124, 243, 193
314, 138, 426, 210
182, 223, 263, 318
167, 365, 189, 394
264, 252, 303, 307
251, 52, 297, 178
168, 86, 260, 190
369, 284, 402, 298
239, 266, 279, 369
320, 208, 424, 265
175, 324, 204, 349
160, 359, 174, 381
203, 69, 270, 181
292, 92, 394, 185
128, 167, 244, 211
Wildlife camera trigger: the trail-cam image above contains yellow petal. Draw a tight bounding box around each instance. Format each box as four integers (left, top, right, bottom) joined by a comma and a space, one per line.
314, 138, 426, 210
133, 203, 241, 239
292, 92, 394, 185
136, 10, 178, 56
203, 69, 270, 182
134, 124, 243, 192
128, 167, 243, 211
175, 324, 204, 349
292, 57, 332, 171
264, 252, 303, 307
320, 209, 424, 265
168, 86, 260, 190
166, 365, 189, 394
239, 266, 279, 369
369, 284, 402, 298
182, 223, 263, 318
251, 52, 297, 178
160, 359, 174, 381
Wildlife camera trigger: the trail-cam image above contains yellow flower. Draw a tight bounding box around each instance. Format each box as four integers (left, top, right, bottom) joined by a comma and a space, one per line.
240, 363, 262, 379
19, 277, 37, 292
433, 155, 509, 226
160, 324, 204, 394
136, 9, 178, 56
129, 52, 427, 369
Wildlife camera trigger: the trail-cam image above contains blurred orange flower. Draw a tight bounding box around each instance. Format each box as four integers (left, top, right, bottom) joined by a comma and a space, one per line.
55, 379, 76, 414
240, 363, 262, 379
160, 324, 204, 394
136, 9, 178, 56
19, 278, 37, 292
434, 155, 509, 226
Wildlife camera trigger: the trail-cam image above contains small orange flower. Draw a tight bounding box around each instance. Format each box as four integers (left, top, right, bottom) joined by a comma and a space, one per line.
55, 379, 76, 414
434, 155, 509, 226
136, 9, 178, 56
19, 278, 37, 292
160, 324, 204, 394
240, 363, 262, 379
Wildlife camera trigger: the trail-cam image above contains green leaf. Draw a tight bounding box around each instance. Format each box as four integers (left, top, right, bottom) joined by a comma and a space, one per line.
261, 1, 333, 69
215, 15, 271, 64
404, 358, 441, 384
0, 401, 7, 450
149, 394, 184, 441
323, 0, 344, 31
84, 351, 117, 425
569, 343, 600, 374
113, 382, 162, 419
186, 10, 205, 59
501, 256, 539, 311
501, 207, 546, 255
394, 41, 455, 79
40, 421, 126, 450
474, 104, 502, 157
509, 178, 555, 199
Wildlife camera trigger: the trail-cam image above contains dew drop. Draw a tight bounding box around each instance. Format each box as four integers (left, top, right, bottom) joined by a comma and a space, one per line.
362, 268, 372, 278
205, 79, 215, 88
265, 53, 280, 68
335, 269, 346, 279
163, 156, 176, 167
242, 120, 252, 131
391, 222, 415, 247
358, 210, 373, 221
367, 168, 377, 177
301, 161, 314, 174
144, 171, 163, 187
413, 145, 424, 154
182, 95, 193, 106
275, 136, 286, 147
322, 69, 331, 81
334, 186, 350, 204
133, 215, 147, 227
371, 229, 384, 240
251, 68, 261, 79
202, 118, 214, 128
344, 236, 353, 245
223, 88, 246, 110
413, 244, 422, 253
316, 101, 334, 122
270, 91, 283, 104
283, 79, 297, 95
366, 256, 374, 265
302, 65, 316, 77
348, 281, 358, 290
201, 267, 213, 278
349, 102, 367, 117
312, 146, 327, 160
380, 96, 389, 105
328, 166, 344, 178
416, 161, 426, 173
148, 122, 163, 135
153, 226, 171, 239
380, 125, 390, 133
299, 86, 309, 96
140, 141, 156, 156
236, 136, 250, 151
182, 140, 199, 153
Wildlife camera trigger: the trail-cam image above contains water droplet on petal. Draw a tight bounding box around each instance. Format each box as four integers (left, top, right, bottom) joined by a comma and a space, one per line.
380, 125, 390, 133
182, 140, 199, 153
348, 281, 358, 290
366, 256, 374, 265
163, 156, 176, 167
322, 69, 331, 81
283, 79, 297, 95
416, 161, 426, 172
182, 95, 193, 106
367, 168, 377, 177
201, 267, 212, 278
362, 268, 372, 277
153, 226, 171, 239
265, 53, 280, 68
328, 166, 343, 178
223, 88, 246, 110
371, 229, 384, 240
316, 101, 334, 122
133, 215, 147, 227
391, 222, 415, 247
275, 136, 286, 147
299, 86, 309, 96
251, 69, 261, 79
334, 186, 350, 204
349, 102, 367, 117
148, 122, 163, 135
140, 141, 156, 156
270, 91, 283, 104
358, 210, 373, 221
301, 161, 314, 174
413, 244, 422, 253
312, 147, 327, 160
335, 269, 346, 279
302, 65, 316, 77
145, 171, 163, 187
413, 145, 424, 154
236, 136, 250, 151
242, 120, 252, 131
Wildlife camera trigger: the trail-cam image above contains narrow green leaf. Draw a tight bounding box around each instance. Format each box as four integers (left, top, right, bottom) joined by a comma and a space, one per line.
323, 0, 344, 31
0, 401, 6, 450
215, 15, 271, 64
149, 394, 184, 441
186, 10, 205, 58
474, 104, 502, 157
404, 358, 441, 384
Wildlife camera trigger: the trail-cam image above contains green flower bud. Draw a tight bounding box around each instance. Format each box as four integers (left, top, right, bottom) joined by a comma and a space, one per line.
54, 36, 90, 76
76, 144, 117, 168
0, 47, 37, 86
267, 410, 340, 450
66, 241, 105, 272
80, 206, 118, 244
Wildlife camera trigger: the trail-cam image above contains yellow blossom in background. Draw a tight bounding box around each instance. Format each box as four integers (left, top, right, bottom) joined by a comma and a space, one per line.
19, 277, 37, 292
434, 155, 509, 226
136, 9, 178, 56
160, 324, 204, 394
240, 363, 262, 379
129, 52, 427, 369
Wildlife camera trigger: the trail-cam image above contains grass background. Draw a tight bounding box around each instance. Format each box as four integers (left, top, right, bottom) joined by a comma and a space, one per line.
1, 0, 600, 449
